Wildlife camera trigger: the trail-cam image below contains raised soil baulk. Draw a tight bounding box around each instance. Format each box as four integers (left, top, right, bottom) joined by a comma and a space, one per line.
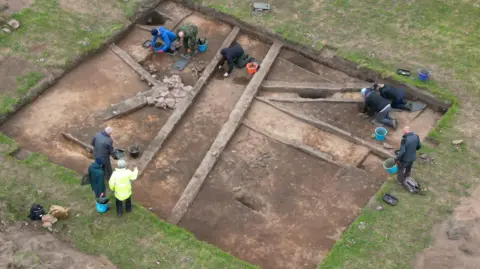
0, 49, 167, 173
179, 126, 383, 269
278, 102, 441, 146
133, 78, 246, 218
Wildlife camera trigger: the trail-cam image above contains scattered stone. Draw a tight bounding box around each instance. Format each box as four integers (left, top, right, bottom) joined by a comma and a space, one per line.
375, 205, 383, 211
140, 76, 145, 81
171, 88, 186, 98
2, 28, 11, 33
36, 58, 45, 63
152, 74, 157, 79
452, 139, 464, 145
233, 187, 242, 192
8, 19, 20, 29
147, 96, 155, 106
155, 97, 165, 104
80, 25, 91, 32
160, 91, 169, 97
419, 153, 435, 164
155, 102, 166, 109
165, 98, 176, 109
383, 142, 394, 149
358, 221, 367, 230
148, 82, 152, 86
148, 207, 153, 211
183, 85, 193, 92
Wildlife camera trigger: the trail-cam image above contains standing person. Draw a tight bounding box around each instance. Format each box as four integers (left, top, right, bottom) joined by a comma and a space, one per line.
176, 23, 198, 57
218, 42, 244, 77
88, 158, 105, 198
109, 160, 138, 217
151, 27, 177, 53
360, 88, 398, 129
373, 83, 409, 111
91, 127, 117, 181
395, 126, 422, 186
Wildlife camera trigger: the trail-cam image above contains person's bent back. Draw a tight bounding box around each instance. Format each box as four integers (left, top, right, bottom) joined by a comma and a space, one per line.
219, 43, 244, 77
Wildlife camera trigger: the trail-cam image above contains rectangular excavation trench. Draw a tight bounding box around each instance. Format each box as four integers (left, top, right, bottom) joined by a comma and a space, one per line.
0, 1, 450, 269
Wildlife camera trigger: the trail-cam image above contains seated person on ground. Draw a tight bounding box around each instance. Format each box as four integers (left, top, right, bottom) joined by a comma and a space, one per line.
151, 27, 177, 53
360, 88, 398, 129
218, 42, 245, 77
373, 83, 409, 111
176, 23, 198, 56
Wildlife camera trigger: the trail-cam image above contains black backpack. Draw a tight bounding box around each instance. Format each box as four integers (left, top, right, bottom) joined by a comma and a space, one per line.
28, 204, 45, 221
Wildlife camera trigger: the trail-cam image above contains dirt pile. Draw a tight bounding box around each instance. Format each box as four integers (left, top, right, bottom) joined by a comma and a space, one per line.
413, 186, 480, 269
0, 226, 116, 269
146, 75, 192, 109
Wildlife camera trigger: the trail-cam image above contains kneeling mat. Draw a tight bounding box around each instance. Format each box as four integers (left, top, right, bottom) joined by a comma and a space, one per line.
407, 101, 427, 112
173, 57, 189, 71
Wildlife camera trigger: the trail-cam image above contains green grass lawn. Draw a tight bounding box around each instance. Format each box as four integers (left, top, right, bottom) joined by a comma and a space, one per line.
191, 0, 480, 268
0, 133, 257, 269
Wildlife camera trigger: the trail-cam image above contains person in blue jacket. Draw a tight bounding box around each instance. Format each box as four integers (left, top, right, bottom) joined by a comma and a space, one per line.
151, 27, 177, 53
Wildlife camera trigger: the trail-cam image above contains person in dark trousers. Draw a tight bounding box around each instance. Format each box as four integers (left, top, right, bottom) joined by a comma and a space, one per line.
91, 127, 117, 181
395, 126, 422, 186
360, 88, 398, 129
87, 158, 105, 198
373, 83, 410, 111
218, 42, 244, 77
109, 160, 138, 217
151, 27, 177, 53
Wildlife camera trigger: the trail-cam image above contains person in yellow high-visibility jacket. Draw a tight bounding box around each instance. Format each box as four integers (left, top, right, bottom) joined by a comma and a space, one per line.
109, 160, 138, 216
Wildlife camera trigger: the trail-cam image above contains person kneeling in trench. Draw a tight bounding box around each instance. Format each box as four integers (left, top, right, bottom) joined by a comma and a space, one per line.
218, 42, 245, 77
109, 160, 138, 217
176, 23, 198, 57
360, 88, 398, 129
373, 83, 410, 111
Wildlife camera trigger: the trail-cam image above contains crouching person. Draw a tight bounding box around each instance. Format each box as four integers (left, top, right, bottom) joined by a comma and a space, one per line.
109, 160, 138, 217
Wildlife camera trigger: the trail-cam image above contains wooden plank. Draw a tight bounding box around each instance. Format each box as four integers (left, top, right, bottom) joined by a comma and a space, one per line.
61, 133, 93, 153
265, 96, 364, 104
103, 95, 148, 121
261, 81, 370, 93
256, 96, 394, 159
168, 41, 283, 224
136, 26, 241, 175
110, 44, 160, 87
242, 119, 339, 166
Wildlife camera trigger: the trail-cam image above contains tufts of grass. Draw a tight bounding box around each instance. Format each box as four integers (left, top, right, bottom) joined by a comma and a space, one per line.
0, 133, 258, 269
15, 72, 44, 94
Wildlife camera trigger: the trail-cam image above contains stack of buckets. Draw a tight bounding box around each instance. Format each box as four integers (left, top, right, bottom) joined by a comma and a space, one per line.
375, 127, 398, 174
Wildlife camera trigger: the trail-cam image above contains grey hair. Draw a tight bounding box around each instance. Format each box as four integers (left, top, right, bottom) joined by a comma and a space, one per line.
117, 159, 126, 168
105, 126, 113, 134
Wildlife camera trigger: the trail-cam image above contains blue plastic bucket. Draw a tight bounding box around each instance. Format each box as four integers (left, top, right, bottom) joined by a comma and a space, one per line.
197, 41, 208, 53
95, 202, 108, 213
383, 158, 398, 174
375, 127, 388, 141
418, 70, 430, 81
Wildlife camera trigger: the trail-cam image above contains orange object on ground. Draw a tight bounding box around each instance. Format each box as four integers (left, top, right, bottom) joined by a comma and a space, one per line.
246, 62, 258, 75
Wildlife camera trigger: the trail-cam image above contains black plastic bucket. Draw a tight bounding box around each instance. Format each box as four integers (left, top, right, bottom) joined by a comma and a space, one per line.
128, 145, 140, 159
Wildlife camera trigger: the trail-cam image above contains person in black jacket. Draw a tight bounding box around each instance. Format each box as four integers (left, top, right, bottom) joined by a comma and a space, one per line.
360, 88, 397, 129
395, 126, 422, 186
373, 83, 409, 111
218, 42, 244, 77
91, 127, 117, 181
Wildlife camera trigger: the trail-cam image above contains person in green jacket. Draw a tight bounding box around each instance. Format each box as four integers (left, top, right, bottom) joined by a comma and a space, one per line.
109, 160, 138, 217
176, 23, 198, 56
88, 158, 106, 198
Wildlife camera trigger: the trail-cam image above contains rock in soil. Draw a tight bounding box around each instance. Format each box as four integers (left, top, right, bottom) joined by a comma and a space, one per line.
147, 96, 155, 106
383, 142, 394, 149
155, 97, 164, 104
233, 187, 242, 192
452, 139, 464, 145
2, 28, 11, 33
171, 88, 186, 98
183, 85, 193, 92
140, 76, 145, 81
164, 98, 176, 109
155, 101, 166, 109
8, 19, 20, 29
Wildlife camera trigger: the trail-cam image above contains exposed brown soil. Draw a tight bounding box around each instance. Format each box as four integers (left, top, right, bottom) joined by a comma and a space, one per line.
134, 78, 246, 218
414, 186, 480, 269
0, 0, 32, 13
0, 226, 116, 269
179, 126, 384, 269
278, 101, 441, 146
0, 49, 164, 173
